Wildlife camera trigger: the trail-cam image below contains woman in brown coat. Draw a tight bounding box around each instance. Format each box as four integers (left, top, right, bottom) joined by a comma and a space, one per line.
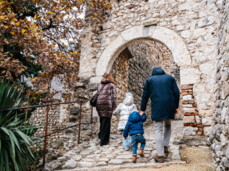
96, 74, 116, 146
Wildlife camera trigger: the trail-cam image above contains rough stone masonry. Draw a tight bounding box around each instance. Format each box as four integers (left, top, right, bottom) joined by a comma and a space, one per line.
31, 0, 229, 170
80, 0, 220, 136
208, 0, 229, 170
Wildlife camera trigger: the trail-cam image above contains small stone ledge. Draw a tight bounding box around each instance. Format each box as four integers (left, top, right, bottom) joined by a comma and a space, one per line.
60, 161, 186, 171
178, 135, 208, 146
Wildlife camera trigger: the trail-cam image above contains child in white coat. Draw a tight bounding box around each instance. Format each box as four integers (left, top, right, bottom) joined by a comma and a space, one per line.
113, 92, 137, 150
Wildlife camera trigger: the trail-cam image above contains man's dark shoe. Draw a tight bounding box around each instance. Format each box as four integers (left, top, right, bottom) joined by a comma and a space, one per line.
164, 146, 169, 158
154, 155, 164, 163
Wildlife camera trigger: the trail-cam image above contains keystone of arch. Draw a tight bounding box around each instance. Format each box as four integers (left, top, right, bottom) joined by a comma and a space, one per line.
95, 25, 191, 77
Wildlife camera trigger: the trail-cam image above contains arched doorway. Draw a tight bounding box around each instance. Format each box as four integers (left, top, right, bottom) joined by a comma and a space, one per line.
95, 25, 191, 80
83, 26, 203, 135
109, 39, 181, 131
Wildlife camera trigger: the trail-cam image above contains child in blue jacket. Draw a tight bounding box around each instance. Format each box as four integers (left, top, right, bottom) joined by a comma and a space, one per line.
123, 111, 147, 163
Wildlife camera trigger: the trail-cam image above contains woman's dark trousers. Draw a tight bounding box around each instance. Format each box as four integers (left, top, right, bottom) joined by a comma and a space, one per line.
99, 117, 111, 146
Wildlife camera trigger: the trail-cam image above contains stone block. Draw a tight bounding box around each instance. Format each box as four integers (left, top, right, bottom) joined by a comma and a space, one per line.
223, 55, 229, 67
74, 82, 86, 89
202, 117, 213, 126
198, 16, 215, 28
184, 113, 192, 116
184, 123, 190, 126
78, 161, 94, 168
87, 83, 99, 90
98, 158, 109, 162
183, 108, 196, 113
221, 81, 229, 99
122, 158, 134, 164
116, 154, 132, 159
108, 159, 124, 165
96, 162, 107, 166
197, 124, 203, 128
204, 126, 212, 136
222, 157, 229, 168
178, 3, 192, 11
70, 107, 80, 115
180, 66, 200, 85
181, 30, 191, 38
72, 155, 82, 161
199, 110, 213, 117
182, 127, 198, 136
183, 116, 195, 124
182, 104, 193, 108
226, 145, 229, 159
225, 96, 229, 106
63, 159, 77, 169
143, 19, 159, 27
183, 95, 193, 101
89, 76, 103, 84
193, 28, 205, 39
170, 145, 181, 160
221, 71, 229, 81
181, 84, 193, 89
221, 107, 229, 124
193, 103, 197, 107
121, 26, 143, 42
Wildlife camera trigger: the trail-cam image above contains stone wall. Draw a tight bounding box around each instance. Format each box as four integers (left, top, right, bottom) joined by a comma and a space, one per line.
110, 49, 130, 133
80, 0, 220, 135
128, 41, 153, 118
208, 0, 229, 170
111, 49, 130, 103
30, 83, 98, 162
128, 40, 181, 118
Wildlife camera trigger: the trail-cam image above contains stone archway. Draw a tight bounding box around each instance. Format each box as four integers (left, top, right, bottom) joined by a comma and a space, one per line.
88, 25, 204, 135
94, 25, 192, 85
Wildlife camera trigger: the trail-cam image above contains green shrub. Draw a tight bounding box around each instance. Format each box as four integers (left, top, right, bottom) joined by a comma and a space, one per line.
0, 80, 41, 171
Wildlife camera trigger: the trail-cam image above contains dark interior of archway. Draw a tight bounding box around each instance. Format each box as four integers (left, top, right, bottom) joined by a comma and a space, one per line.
110, 40, 181, 132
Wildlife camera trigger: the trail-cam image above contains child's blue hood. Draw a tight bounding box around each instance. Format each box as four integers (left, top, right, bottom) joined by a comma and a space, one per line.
128, 111, 141, 123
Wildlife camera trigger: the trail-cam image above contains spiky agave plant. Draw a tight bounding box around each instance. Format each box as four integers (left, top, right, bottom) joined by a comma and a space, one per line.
0, 80, 41, 171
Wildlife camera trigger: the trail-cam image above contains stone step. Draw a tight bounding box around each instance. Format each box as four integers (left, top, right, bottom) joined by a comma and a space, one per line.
78, 161, 95, 168
46, 121, 185, 171
98, 158, 110, 162
108, 159, 124, 165
122, 159, 133, 164
116, 154, 132, 159
96, 162, 108, 166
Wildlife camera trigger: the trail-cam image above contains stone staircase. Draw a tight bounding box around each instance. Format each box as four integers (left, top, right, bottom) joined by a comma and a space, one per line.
45, 120, 185, 170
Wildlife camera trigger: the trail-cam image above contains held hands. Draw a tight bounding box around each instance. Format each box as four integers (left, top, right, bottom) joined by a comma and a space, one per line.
124, 137, 126, 140
140, 111, 144, 116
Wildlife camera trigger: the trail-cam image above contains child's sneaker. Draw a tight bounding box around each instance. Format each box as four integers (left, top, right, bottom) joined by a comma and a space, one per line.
139, 149, 144, 157
132, 155, 137, 163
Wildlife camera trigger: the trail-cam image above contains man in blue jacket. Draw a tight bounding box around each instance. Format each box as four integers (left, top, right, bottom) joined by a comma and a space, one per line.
140, 67, 180, 163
